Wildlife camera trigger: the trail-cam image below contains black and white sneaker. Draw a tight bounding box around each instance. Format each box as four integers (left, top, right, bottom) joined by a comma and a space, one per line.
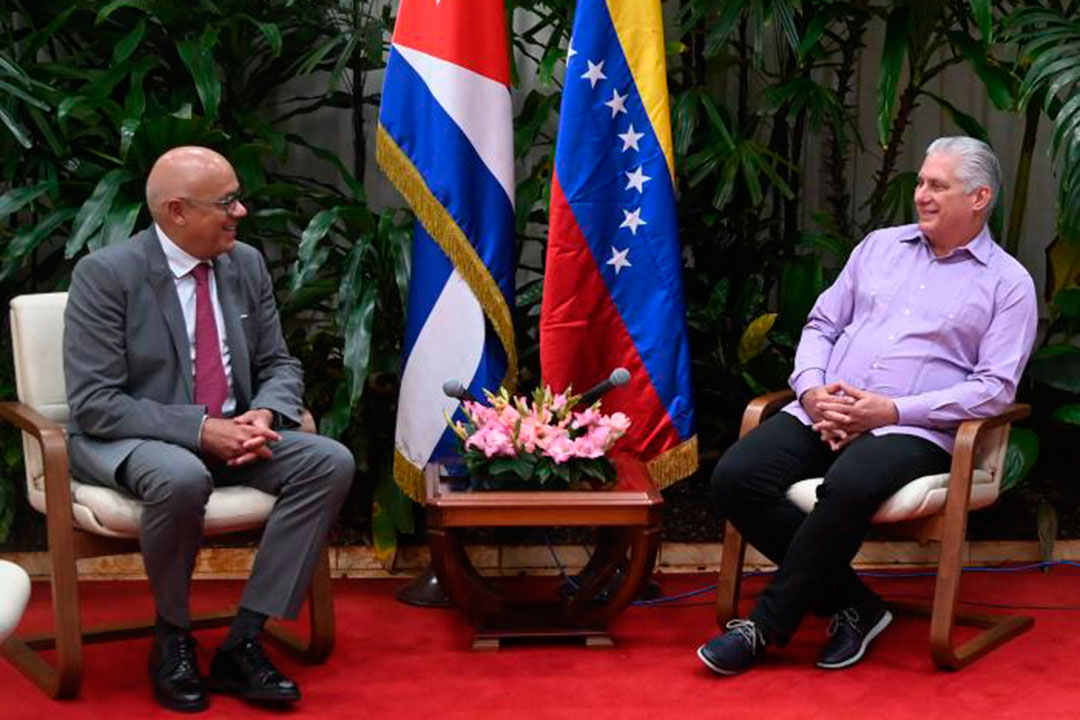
816, 603, 893, 669
696, 619, 766, 675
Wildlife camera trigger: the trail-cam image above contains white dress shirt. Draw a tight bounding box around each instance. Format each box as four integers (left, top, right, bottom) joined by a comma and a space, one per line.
156, 224, 237, 415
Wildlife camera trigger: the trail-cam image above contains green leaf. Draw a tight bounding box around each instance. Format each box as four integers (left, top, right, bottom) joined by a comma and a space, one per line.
0, 180, 56, 220
1055, 288, 1080, 319
924, 91, 989, 141
0, 207, 77, 281
342, 283, 377, 406
1001, 427, 1039, 493
176, 37, 221, 121
66, 170, 132, 258
1027, 351, 1080, 393
240, 15, 283, 58
318, 381, 352, 438
98, 202, 143, 249
1051, 404, 1080, 427
877, 7, 910, 147
96, 0, 147, 24
298, 208, 340, 263
112, 18, 147, 65
968, 0, 993, 45
0, 80, 51, 111
0, 104, 32, 149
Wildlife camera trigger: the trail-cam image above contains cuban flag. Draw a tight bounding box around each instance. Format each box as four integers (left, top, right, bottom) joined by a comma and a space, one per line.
377, 0, 517, 502
540, 0, 697, 488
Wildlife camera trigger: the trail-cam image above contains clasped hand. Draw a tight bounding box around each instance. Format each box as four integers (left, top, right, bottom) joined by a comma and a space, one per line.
801, 381, 898, 451
200, 409, 281, 467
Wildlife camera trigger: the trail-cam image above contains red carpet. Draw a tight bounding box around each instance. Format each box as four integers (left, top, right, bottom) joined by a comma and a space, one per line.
3, 567, 1079, 719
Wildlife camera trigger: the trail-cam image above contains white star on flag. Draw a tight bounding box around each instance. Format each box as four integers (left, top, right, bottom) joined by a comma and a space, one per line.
620, 207, 647, 235
618, 124, 644, 152
604, 88, 628, 118
607, 246, 632, 274
625, 166, 651, 193
581, 59, 607, 88
566, 39, 577, 62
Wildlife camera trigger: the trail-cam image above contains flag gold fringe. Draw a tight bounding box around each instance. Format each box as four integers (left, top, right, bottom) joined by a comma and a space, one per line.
393, 448, 426, 504
375, 124, 517, 392
647, 434, 699, 490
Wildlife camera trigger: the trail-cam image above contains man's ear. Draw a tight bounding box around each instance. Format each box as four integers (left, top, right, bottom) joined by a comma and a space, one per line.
166, 198, 188, 226
970, 185, 992, 213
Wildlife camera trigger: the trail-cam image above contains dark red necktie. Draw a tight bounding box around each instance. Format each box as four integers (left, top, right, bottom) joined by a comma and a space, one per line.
191, 263, 229, 417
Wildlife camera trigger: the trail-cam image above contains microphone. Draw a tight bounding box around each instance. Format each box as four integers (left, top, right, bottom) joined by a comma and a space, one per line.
576, 367, 631, 407
442, 379, 478, 404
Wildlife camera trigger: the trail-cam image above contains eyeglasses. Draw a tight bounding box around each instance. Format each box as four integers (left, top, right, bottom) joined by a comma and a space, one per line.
182, 191, 245, 215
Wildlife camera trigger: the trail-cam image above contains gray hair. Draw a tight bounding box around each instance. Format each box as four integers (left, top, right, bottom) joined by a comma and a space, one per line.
925, 136, 1002, 210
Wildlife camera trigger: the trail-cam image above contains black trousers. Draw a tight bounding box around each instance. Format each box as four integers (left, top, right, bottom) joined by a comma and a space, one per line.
711, 412, 950, 645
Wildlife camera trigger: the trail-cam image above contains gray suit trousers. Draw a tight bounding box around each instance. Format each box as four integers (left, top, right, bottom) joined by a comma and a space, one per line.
119, 431, 354, 627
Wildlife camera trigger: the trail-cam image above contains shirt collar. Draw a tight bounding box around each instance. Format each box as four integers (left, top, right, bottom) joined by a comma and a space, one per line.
155, 224, 206, 279
899, 223, 994, 266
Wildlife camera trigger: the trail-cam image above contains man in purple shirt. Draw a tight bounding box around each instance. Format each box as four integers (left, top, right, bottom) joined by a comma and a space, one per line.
696, 137, 1038, 675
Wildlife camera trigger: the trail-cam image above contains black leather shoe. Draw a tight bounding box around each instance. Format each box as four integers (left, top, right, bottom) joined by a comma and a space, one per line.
149, 632, 208, 713
696, 619, 766, 675
816, 603, 893, 669
209, 638, 300, 702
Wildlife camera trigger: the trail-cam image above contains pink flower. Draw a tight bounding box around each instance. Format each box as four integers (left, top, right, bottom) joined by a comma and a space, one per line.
545, 434, 575, 464
517, 416, 543, 453
465, 425, 516, 458
572, 407, 602, 430
551, 392, 568, 412
572, 434, 604, 459
585, 425, 613, 451
602, 412, 631, 435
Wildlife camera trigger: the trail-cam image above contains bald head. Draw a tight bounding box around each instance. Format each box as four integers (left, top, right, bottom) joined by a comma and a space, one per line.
146, 146, 233, 223
145, 146, 245, 259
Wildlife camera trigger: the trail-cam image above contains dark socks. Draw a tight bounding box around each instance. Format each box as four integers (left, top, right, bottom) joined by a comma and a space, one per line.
154, 614, 189, 644
222, 607, 268, 650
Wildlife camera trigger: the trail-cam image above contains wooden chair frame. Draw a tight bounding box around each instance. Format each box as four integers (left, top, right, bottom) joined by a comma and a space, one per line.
714, 389, 1034, 670
0, 401, 335, 699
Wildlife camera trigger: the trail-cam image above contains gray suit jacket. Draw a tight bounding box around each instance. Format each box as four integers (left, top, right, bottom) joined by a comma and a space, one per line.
64, 226, 304, 488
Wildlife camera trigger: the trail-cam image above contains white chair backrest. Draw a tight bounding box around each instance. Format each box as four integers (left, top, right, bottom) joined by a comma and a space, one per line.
9, 293, 70, 498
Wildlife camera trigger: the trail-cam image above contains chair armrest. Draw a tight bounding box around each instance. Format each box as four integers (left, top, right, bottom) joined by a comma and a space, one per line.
0, 400, 74, 515
951, 403, 1030, 468
739, 390, 797, 438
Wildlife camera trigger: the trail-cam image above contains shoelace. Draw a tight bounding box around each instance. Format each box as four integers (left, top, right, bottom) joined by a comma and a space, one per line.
826, 607, 862, 637
724, 618, 764, 653
170, 636, 199, 677
239, 638, 281, 680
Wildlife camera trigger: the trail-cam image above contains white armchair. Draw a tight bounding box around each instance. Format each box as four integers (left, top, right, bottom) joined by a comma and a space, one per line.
0, 293, 334, 699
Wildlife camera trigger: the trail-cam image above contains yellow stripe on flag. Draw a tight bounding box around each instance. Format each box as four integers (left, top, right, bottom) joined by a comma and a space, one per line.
606, 0, 676, 182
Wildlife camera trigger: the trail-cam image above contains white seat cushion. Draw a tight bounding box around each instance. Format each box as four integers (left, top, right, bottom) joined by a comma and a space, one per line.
64, 480, 276, 539
787, 470, 996, 523
0, 559, 31, 642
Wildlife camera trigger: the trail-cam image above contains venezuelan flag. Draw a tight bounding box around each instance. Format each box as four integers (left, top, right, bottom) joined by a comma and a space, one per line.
540, 0, 697, 487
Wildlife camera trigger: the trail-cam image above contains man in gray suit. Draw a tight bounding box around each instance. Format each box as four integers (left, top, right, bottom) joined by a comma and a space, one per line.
64, 146, 354, 712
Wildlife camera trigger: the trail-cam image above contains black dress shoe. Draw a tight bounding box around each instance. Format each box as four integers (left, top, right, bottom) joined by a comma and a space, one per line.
208, 638, 300, 702
149, 633, 208, 713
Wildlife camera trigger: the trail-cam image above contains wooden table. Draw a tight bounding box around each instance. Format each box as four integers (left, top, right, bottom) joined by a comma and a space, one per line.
425, 455, 663, 649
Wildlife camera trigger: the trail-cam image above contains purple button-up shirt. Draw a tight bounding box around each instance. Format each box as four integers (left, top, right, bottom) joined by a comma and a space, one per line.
784, 223, 1038, 453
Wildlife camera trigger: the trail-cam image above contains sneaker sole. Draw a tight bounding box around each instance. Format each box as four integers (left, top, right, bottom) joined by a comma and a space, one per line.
696, 644, 741, 676
816, 609, 894, 670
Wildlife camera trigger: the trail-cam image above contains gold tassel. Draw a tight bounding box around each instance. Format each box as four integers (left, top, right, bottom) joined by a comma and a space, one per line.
393, 448, 426, 504
647, 434, 699, 490
376, 125, 517, 392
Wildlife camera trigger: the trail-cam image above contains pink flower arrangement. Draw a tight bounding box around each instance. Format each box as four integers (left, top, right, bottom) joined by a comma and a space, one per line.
448, 385, 631, 490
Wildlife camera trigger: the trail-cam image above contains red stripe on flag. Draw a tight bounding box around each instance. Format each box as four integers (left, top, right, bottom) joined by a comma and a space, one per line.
392, 0, 510, 86
540, 173, 681, 461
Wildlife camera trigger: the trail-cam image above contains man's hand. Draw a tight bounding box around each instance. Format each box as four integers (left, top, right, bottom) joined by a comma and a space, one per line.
200, 414, 281, 467
815, 380, 898, 435
800, 382, 854, 424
